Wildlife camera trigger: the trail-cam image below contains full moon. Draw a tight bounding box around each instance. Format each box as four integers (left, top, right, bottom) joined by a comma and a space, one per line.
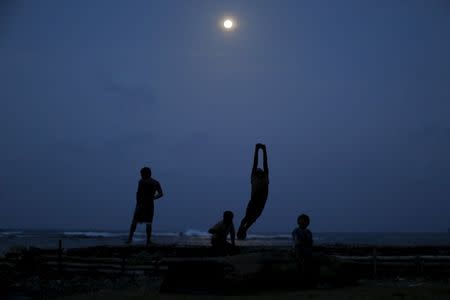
223, 19, 233, 29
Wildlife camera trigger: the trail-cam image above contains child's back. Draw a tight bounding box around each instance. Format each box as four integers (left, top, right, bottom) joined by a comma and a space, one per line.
292, 227, 313, 257
292, 214, 313, 258
292, 214, 315, 287
209, 211, 236, 249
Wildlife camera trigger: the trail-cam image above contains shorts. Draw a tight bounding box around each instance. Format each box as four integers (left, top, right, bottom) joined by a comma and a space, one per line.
133, 201, 154, 224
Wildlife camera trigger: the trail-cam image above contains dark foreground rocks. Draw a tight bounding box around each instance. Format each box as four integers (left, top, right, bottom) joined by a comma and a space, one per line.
1, 244, 450, 297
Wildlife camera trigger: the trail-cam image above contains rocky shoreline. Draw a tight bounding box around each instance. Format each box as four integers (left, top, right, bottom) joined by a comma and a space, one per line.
1, 244, 450, 299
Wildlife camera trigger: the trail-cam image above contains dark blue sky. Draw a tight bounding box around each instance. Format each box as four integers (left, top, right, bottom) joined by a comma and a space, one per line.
1, 0, 450, 232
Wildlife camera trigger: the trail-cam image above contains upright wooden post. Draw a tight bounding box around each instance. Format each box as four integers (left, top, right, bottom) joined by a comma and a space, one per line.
58, 239, 63, 276
121, 256, 126, 274
372, 247, 377, 280
415, 256, 423, 275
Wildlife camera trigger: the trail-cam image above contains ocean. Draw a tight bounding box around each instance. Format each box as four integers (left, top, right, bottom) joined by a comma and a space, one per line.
1, 229, 449, 254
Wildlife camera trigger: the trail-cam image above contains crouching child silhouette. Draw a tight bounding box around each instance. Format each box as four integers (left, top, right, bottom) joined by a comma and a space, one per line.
209, 211, 236, 255
127, 167, 163, 247
292, 214, 314, 287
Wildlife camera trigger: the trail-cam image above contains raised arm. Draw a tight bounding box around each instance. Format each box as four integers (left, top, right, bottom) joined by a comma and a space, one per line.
252, 144, 261, 175
262, 144, 269, 176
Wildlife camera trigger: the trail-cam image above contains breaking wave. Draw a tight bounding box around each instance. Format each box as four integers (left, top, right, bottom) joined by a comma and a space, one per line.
62, 231, 126, 238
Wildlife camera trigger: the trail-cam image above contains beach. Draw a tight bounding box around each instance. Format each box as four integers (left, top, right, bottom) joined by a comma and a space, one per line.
2, 241, 450, 299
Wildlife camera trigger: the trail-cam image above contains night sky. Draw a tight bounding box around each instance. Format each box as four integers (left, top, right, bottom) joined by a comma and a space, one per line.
1, 0, 450, 233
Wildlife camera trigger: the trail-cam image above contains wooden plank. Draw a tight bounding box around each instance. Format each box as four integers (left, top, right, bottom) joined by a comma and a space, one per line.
45, 261, 123, 269
60, 267, 146, 275
42, 255, 123, 264
336, 255, 450, 261
44, 261, 166, 271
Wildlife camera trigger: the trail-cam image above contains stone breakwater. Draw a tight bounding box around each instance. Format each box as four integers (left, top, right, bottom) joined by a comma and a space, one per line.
1, 244, 450, 297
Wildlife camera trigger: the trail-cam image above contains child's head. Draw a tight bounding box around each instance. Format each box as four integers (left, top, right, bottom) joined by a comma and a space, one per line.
223, 211, 234, 225
140, 167, 152, 179
297, 214, 310, 229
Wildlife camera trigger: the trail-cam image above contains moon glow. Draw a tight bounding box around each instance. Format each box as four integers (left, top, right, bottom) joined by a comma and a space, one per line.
223, 19, 233, 29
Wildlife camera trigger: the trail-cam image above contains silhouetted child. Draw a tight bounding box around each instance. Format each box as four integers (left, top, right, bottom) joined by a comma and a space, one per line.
209, 211, 235, 254
292, 214, 313, 286
127, 167, 163, 247
237, 143, 269, 240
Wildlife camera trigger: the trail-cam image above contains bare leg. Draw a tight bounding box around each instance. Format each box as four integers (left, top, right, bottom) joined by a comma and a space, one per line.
237, 217, 249, 240
238, 200, 255, 240
146, 223, 152, 247
243, 215, 259, 231
238, 212, 261, 240
127, 219, 137, 244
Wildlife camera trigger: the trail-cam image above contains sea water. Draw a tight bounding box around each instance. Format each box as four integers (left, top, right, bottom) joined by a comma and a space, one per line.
1, 229, 449, 254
